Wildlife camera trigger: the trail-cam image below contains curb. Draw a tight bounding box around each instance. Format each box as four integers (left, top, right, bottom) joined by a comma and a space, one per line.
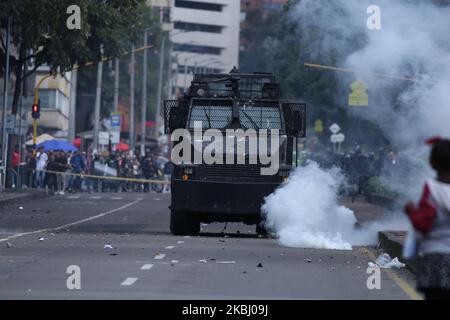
378, 231, 419, 274
0, 189, 49, 208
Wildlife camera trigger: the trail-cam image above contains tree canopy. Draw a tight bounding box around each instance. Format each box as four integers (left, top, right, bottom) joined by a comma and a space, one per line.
0, 0, 152, 114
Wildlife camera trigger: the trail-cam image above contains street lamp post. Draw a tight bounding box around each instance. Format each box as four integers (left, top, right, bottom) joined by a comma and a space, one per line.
1, 15, 12, 191
154, 36, 166, 139
140, 31, 148, 156
129, 45, 136, 153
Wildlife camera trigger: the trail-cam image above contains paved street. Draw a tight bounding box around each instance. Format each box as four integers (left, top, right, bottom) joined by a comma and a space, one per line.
0, 193, 419, 300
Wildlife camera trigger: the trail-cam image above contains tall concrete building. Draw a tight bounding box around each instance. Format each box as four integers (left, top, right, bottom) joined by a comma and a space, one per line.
169, 0, 240, 97
33, 67, 72, 138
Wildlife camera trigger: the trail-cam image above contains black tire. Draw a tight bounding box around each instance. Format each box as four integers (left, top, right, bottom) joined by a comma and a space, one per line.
256, 222, 268, 237
170, 210, 200, 236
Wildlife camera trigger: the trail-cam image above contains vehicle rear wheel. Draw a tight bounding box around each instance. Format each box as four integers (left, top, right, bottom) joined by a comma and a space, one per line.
170, 210, 200, 236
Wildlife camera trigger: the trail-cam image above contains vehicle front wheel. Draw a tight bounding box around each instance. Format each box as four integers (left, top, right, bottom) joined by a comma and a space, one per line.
170, 210, 200, 236
256, 222, 268, 237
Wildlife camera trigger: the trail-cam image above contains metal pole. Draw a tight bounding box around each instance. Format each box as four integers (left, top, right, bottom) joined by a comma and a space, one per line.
155, 36, 166, 139
184, 58, 188, 91
167, 42, 173, 99
113, 58, 119, 112
140, 31, 148, 157
68, 69, 77, 142
93, 57, 103, 153
129, 45, 136, 153
1, 15, 12, 190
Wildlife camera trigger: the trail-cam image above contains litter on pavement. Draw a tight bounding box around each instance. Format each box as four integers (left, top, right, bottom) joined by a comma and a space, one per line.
38, 237, 45, 241
216, 261, 236, 264
372, 253, 405, 269
198, 259, 207, 263
104, 244, 114, 249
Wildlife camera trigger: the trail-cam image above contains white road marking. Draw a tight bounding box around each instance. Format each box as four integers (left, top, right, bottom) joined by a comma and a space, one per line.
183, 236, 190, 239
89, 196, 102, 200
165, 246, 175, 249
121, 277, 138, 286
111, 197, 123, 200
177, 241, 184, 244
0, 198, 143, 243
154, 254, 166, 260
140, 264, 154, 270
67, 196, 80, 199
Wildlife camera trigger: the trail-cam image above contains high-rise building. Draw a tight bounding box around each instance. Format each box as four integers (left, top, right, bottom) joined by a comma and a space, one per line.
169, 0, 241, 97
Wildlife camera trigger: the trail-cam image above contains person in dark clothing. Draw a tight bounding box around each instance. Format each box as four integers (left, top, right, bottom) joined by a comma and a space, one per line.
142, 156, 156, 192
45, 152, 58, 192
55, 150, 69, 194
25, 150, 36, 188
69, 150, 85, 192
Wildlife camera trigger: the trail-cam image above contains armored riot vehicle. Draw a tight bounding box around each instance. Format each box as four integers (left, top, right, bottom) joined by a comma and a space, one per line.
164, 69, 306, 236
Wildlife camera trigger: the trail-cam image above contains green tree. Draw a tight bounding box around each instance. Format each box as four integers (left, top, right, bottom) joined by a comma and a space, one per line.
0, 0, 151, 114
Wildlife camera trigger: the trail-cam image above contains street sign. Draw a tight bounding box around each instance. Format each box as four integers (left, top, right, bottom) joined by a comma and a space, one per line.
349, 80, 369, 106
111, 112, 121, 132
110, 131, 120, 144
329, 123, 340, 134
99, 131, 109, 145
5, 114, 14, 134
314, 119, 324, 133
331, 133, 345, 143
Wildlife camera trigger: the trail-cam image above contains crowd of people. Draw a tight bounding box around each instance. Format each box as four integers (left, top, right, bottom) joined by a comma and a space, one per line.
13, 147, 173, 194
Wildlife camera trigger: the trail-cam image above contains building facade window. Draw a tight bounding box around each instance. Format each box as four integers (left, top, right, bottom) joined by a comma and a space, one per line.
174, 21, 223, 34
175, 0, 223, 12
174, 43, 222, 55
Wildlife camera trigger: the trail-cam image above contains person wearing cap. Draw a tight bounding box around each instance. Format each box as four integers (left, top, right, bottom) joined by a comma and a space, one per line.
404, 137, 450, 300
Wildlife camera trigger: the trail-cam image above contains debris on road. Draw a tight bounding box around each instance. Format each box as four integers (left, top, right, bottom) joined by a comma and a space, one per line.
171, 260, 179, 263
306, 257, 312, 263
216, 261, 235, 264
38, 237, 45, 241
199, 259, 207, 263
109, 253, 117, 256
6, 242, 12, 248
104, 244, 114, 249
219, 239, 226, 243
19, 206, 23, 210
257, 263, 263, 268
372, 253, 405, 269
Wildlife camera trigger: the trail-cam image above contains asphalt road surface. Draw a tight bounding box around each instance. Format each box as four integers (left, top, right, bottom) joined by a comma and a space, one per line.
0, 192, 420, 300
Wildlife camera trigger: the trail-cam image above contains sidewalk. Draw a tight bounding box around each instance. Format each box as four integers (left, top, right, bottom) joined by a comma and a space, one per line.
0, 188, 48, 208
340, 196, 417, 273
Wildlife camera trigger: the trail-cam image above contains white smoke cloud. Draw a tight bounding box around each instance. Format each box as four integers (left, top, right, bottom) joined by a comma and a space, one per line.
263, 0, 450, 249
262, 162, 409, 250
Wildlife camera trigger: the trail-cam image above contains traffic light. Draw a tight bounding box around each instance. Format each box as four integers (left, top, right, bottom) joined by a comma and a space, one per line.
31, 100, 40, 119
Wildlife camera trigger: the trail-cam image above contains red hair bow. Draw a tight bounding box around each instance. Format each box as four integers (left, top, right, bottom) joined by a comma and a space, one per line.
426, 136, 442, 145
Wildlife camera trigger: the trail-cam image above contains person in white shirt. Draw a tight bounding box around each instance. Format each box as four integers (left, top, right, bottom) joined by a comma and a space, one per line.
35, 147, 48, 188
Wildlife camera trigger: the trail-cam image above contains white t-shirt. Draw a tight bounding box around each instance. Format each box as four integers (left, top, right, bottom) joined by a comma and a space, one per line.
36, 152, 48, 170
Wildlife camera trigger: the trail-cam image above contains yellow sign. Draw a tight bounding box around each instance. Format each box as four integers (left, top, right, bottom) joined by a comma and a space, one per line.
349, 80, 368, 106
314, 119, 324, 133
